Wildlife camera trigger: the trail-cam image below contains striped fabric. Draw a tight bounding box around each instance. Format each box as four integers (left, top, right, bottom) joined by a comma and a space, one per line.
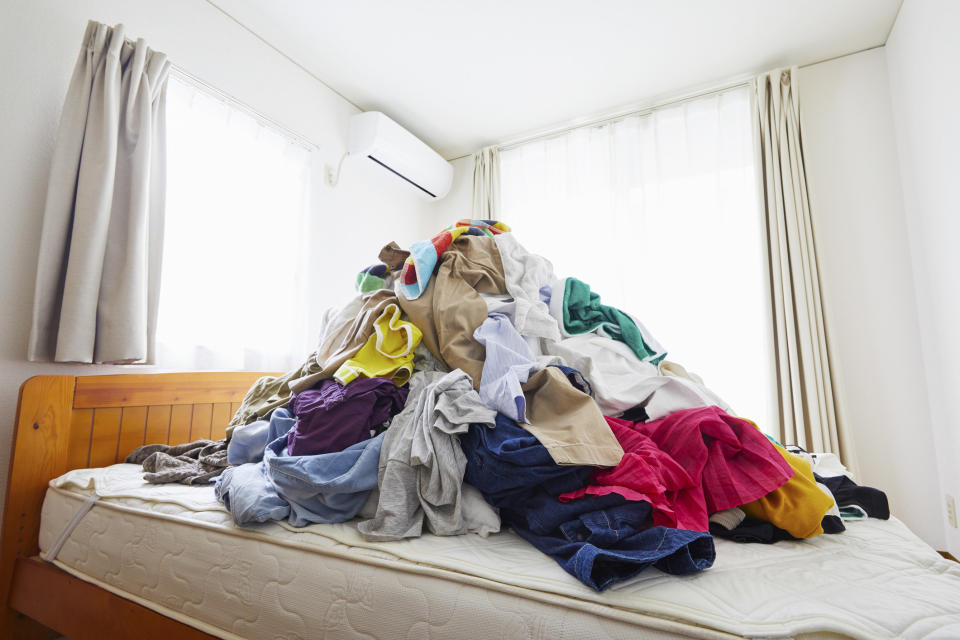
399, 220, 510, 300
559, 406, 795, 532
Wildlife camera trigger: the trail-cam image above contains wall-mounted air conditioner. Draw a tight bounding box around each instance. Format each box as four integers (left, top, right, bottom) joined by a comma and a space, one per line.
347, 111, 453, 199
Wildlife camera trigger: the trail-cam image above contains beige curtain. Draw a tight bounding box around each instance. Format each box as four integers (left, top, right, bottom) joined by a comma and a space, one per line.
28, 21, 170, 364
754, 68, 856, 468
472, 146, 501, 219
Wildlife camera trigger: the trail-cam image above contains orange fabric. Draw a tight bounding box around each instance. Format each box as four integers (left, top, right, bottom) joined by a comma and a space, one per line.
741, 444, 832, 539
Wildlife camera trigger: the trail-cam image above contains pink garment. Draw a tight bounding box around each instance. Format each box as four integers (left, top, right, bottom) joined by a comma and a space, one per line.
559, 406, 794, 532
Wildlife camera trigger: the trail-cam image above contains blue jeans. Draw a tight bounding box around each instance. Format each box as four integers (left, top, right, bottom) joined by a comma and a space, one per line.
461, 414, 714, 591
227, 407, 296, 465
216, 429, 383, 527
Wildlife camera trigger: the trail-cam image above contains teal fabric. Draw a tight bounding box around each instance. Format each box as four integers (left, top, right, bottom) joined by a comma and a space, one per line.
764, 433, 785, 448
562, 278, 657, 362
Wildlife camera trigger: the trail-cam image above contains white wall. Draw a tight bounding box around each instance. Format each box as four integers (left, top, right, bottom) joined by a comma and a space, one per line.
0, 0, 438, 509
885, 0, 960, 556
430, 155, 475, 229
798, 48, 944, 549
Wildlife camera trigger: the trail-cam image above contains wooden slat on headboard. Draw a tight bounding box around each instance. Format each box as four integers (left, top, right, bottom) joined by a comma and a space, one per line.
2, 372, 275, 639
0, 376, 75, 639
73, 372, 270, 409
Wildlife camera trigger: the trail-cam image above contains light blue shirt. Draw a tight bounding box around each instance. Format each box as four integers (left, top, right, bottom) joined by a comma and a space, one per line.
227, 407, 296, 465
474, 313, 537, 422
216, 429, 384, 528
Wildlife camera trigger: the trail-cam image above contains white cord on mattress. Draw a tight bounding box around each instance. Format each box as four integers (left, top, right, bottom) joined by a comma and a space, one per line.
42, 494, 100, 562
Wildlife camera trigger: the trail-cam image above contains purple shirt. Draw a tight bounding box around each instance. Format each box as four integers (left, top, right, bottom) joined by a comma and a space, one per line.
287, 377, 408, 456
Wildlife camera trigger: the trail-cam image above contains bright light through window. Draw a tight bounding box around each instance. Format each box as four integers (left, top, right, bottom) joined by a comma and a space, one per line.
501, 87, 776, 433
157, 76, 312, 371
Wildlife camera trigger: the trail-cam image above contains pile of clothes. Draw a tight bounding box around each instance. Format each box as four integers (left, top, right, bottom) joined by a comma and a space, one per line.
127, 220, 889, 591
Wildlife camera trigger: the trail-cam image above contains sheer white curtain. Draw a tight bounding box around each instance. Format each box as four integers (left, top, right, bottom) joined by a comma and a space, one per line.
157, 76, 312, 371
501, 86, 776, 431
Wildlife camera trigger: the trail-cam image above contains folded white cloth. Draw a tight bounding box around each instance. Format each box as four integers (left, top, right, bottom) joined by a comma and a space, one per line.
709, 507, 746, 530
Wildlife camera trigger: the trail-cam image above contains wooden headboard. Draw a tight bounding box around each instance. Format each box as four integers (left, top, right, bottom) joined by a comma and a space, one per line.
1, 372, 271, 639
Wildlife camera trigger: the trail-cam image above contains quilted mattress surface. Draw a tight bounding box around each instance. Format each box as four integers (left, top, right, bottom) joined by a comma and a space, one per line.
39, 464, 960, 640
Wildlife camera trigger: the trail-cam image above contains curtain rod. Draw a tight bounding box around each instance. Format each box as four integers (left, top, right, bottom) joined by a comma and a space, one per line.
451, 42, 887, 161
167, 65, 320, 152
116, 22, 324, 151
491, 76, 753, 156
118, 29, 321, 151
117, 33, 320, 151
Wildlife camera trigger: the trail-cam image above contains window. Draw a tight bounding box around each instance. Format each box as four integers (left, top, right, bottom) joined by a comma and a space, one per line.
157, 76, 313, 371
501, 86, 775, 431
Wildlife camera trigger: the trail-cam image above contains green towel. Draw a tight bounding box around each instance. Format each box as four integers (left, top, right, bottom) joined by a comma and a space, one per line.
562, 278, 658, 362
355, 271, 387, 293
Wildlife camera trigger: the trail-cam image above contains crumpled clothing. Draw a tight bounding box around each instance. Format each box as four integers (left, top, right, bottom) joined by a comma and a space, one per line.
215, 428, 384, 527
461, 483, 501, 537
412, 341, 449, 374
547, 364, 593, 396
460, 414, 714, 591
473, 311, 620, 466
399, 219, 510, 300
741, 444, 835, 539
127, 439, 229, 485
547, 277, 665, 364
379, 241, 411, 270
353, 241, 412, 292
560, 407, 795, 532
355, 263, 395, 293
513, 497, 715, 591
227, 289, 397, 435
708, 507, 747, 530
492, 233, 561, 342
481, 294, 564, 367
542, 334, 729, 419
358, 370, 497, 541
228, 407, 296, 465
816, 473, 890, 520
710, 485, 846, 544
287, 378, 408, 457
520, 367, 624, 467
334, 303, 422, 386
474, 312, 537, 422
397, 235, 507, 388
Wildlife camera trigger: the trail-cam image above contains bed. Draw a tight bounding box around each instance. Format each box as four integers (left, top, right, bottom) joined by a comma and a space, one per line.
3, 373, 960, 640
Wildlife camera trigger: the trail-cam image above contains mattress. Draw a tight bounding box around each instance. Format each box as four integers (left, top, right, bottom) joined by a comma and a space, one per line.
39, 464, 960, 640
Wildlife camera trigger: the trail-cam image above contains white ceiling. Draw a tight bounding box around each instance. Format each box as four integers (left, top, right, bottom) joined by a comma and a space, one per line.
213, 0, 902, 159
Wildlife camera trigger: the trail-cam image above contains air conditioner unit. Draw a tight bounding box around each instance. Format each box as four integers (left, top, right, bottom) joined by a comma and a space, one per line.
348, 111, 453, 199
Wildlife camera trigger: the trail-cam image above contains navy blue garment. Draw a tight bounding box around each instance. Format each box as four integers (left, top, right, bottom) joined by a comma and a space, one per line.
547, 364, 594, 397
709, 518, 793, 544
619, 404, 650, 423
461, 413, 592, 507
461, 414, 715, 591
816, 473, 890, 519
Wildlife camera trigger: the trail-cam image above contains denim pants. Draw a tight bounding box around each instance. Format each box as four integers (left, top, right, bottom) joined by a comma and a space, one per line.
460, 414, 714, 591
217, 430, 383, 527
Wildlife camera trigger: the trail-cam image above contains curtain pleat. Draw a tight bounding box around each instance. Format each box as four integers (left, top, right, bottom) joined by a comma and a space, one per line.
28, 20, 170, 364
472, 146, 501, 219
754, 68, 855, 468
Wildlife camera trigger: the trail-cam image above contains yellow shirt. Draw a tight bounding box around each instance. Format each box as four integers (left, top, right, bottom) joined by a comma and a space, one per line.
742, 444, 833, 539
334, 303, 423, 386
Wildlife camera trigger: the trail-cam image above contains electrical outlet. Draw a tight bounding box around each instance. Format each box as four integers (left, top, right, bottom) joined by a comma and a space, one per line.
324, 165, 337, 186
947, 494, 958, 529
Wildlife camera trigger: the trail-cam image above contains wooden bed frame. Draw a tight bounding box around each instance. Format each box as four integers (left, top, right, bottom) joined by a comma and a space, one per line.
0, 372, 272, 640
